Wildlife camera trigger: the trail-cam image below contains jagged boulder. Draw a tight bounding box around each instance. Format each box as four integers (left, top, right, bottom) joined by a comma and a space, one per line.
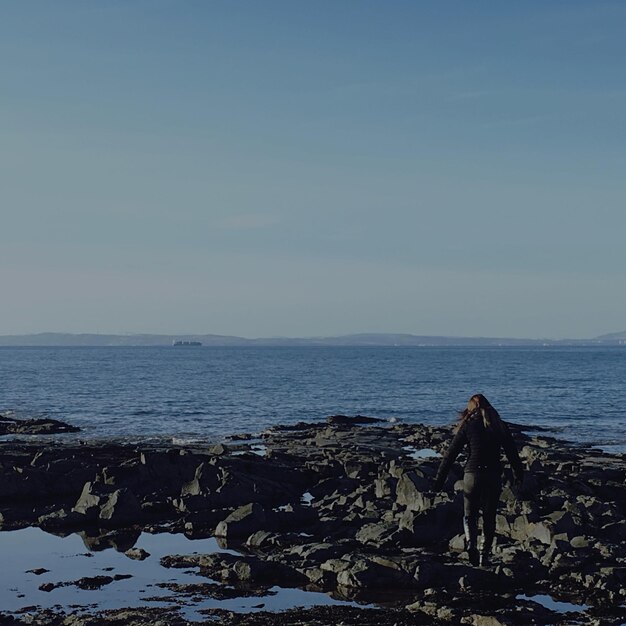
356, 522, 407, 548
180, 462, 223, 497
374, 475, 397, 498
395, 471, 434, 510
72, 482, 141, 526
37, 508, 84, 530
232, 556, 307, 586
139, 450, 202, 495
292, 542, 349, 563
398, 498, 458, 545
336, 558, 416, 589
214, 502, 267, 538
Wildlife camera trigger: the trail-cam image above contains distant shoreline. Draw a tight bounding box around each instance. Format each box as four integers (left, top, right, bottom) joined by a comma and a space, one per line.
0, 331, 624, 347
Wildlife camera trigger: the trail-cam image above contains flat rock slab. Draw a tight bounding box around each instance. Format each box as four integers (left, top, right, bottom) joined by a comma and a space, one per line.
0, 415, 80, 435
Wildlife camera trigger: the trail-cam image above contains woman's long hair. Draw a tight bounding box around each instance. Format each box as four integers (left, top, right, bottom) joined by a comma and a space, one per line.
457, 394, 503, 430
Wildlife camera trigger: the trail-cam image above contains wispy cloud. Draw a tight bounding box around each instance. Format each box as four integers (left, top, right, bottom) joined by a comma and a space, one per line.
216, 214, 279, 231
480, 114, 556, 129
447, 89, 494, 102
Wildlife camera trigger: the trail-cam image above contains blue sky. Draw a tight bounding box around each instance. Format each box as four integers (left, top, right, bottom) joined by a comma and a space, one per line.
1, 1, 625, 338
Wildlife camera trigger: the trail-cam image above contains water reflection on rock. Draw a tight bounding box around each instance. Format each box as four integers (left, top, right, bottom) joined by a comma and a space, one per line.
78, 527, 142, 552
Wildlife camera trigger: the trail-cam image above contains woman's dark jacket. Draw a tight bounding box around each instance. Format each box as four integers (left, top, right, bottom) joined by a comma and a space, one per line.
434, 414, 524, 489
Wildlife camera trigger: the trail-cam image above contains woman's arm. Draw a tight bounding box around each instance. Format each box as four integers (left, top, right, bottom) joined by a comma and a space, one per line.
434, 424, 467, 490
501, 422, 524, 483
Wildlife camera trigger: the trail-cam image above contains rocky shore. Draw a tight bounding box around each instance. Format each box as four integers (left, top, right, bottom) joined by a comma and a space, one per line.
0, 415, 625, 625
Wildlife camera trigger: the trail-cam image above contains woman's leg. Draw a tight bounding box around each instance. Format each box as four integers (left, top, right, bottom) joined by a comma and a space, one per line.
463, 472, 480, 565
480, 473, 502, 565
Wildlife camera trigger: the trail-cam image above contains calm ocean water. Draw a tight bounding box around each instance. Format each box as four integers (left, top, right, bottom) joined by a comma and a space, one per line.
1, 346, 625, 451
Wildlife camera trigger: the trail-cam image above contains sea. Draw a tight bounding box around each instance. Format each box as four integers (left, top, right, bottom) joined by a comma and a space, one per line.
1, 345, 625, 453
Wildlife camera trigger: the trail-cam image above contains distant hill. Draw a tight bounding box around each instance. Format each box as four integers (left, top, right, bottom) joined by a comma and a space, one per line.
594, 331, 626, 342
0, 333, 248, 347
0, 331, 622, 347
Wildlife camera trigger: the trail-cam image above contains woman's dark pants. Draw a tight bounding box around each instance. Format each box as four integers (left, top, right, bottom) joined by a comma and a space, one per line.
463, 471, 502, 557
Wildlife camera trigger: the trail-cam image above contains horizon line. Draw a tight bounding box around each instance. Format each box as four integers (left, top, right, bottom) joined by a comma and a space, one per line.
0, 330, 624, 343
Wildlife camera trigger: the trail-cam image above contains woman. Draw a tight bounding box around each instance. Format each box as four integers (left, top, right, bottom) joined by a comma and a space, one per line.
434, 394, 524, 566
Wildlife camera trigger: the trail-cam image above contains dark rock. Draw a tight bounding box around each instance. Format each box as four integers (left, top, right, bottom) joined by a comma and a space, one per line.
342, 459, 377, 479
73, 482, 142, 526
356, 522, 407, 548
268, 504, 318, 532
226, 433, 253, 441
1, 416, 626, 621
460, 614, 512, 626
245, 530, 275, 548
74, 574, 132, 590
215, 502, 267, 538
208, 443, 228, 456
399, 500, 458, 546
569, 535, 591, 549
79, 528, 141, 552
374, 475, 397, 498
139, 450, 202, 495
448, 533, 466, 552
37, 508, 84, 530
232, 557, 307, 586
600, 520, 626, 542
395, 471, 433, 509
180, 462, 224, 497
125, 548, 150, 560
0, 416, 80, 435
336, 558, 416, 589
302, 566, 336, 587
326, 415, 385, 425
292, 542, 349, 562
